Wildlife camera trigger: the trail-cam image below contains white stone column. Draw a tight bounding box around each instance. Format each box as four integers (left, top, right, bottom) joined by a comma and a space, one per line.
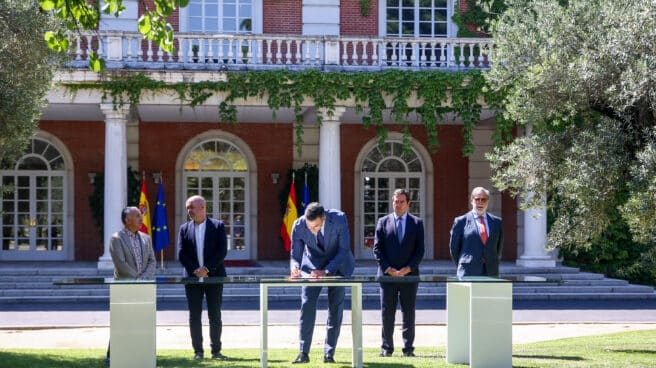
516, 195, 555, 267
317, 107, 345, 209
98, 104, 130, 269
516, 123, 555, 267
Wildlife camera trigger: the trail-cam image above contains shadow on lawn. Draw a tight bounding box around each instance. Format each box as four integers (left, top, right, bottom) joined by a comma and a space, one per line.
0, 351, 100, 368
513, 354, 585, 361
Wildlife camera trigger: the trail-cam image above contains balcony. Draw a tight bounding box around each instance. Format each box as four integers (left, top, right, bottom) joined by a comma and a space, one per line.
67, 31, 493, 71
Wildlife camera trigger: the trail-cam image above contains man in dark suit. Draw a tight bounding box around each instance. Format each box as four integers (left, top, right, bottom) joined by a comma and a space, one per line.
107, 206, 156, 364
178, 195, 228, 361
289, 202, 356, 364
373, 189, 425, 357
449, 187, 504, 277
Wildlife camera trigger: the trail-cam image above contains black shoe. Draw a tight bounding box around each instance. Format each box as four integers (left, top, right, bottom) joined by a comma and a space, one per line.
379, 351, 392, 357
324, 354, 335, 363
193, 353, 204, 360
292, 352, 310, 364
212, 352, 228, 360
403, 351, 415, 357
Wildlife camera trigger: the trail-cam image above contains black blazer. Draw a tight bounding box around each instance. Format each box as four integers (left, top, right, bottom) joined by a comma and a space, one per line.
373, 213, 425, 277
178, 217, 228, 277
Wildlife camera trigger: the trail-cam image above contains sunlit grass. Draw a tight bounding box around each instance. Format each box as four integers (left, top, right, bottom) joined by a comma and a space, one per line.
1, 329, 655, 367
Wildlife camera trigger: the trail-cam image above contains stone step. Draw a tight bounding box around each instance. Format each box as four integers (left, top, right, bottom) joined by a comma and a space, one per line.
0, 262, 653, 304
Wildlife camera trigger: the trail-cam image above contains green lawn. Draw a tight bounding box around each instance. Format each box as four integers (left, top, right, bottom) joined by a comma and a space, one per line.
1, 329, 655, 367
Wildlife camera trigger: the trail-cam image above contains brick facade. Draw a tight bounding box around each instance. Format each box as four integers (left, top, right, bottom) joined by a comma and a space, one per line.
38, 121, 105, 261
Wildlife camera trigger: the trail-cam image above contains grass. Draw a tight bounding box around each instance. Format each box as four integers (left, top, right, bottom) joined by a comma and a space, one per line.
1, 329, 655, 368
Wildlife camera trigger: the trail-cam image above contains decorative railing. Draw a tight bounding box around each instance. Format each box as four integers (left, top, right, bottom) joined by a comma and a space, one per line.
67, 31, 493, 70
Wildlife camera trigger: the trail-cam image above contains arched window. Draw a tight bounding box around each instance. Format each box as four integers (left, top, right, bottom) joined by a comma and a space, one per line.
1, 138, 68, 260
361, 141, 425, 252
182, 139, 249, 259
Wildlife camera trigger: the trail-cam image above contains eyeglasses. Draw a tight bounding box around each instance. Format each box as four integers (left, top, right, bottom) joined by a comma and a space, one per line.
473, 197, 489, 203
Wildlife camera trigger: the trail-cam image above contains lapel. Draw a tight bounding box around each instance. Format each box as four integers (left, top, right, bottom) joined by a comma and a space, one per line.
467, 212, 478, 237
118, 230, 136, 265
320, 215, 331, 251
485, 214, 495, 238
137, 232, 148, 257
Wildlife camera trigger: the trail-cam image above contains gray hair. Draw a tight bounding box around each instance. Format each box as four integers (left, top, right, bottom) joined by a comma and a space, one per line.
470, 187, 490, 199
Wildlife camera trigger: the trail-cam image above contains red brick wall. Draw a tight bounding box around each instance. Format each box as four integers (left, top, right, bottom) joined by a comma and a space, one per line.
340, 124, 468, 260
139, 1, 180, 31
340, 0, 378, 36
263, 0, 302, 34
37, 121, 105, 261
139, 122, 294, 261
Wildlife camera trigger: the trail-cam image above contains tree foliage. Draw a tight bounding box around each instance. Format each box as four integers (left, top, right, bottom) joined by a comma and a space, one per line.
486, 0, 656, 283
0, 1, 63, 166
39, 0, 189, 71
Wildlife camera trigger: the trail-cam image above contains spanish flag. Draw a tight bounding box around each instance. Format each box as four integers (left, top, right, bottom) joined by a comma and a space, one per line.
279, 176, 298, 252
138, 173, 152, 237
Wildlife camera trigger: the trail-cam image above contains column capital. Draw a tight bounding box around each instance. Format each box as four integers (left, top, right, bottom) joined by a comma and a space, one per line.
317, 106, 346, 122
100, 103, 131, 121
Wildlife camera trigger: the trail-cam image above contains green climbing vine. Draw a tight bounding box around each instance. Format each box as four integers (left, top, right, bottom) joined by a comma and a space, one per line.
64, 69, 506, 157
359, 0, 371, 17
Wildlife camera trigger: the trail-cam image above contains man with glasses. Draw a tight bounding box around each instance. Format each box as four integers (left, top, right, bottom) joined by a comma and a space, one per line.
289, 202, 355, 364
449, 187, 504, 277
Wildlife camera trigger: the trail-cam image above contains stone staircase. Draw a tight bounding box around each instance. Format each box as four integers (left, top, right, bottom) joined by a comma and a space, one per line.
0, 260, 654, 305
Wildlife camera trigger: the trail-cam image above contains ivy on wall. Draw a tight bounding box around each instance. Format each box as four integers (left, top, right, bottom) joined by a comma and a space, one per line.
359, 0, 371, 17
66, 69, 506, 158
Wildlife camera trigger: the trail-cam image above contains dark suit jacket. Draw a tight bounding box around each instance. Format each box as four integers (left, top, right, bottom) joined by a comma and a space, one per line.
109, 230, 156, 278
449, 211, 504, 277
290, 209, 355, 277
178, 217, 228, 277
373, 213, 425, 277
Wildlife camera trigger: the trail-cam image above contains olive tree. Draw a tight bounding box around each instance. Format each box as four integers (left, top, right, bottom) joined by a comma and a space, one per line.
486, 0, 656, 282
0, 1, 63, 166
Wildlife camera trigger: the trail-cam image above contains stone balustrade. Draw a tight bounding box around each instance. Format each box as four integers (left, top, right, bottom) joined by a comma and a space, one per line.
67, 31, 493, 71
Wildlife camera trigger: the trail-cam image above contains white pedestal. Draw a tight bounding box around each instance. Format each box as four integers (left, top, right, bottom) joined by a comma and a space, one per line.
110, 283, 156, 368
446, 282, 512, 367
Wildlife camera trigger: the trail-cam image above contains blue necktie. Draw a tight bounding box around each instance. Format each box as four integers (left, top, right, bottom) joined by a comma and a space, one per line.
396, 217, 404, 243
317, 230, 325, 251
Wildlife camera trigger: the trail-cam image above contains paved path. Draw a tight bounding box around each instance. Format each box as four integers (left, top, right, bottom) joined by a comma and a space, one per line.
2, 301, 655, 350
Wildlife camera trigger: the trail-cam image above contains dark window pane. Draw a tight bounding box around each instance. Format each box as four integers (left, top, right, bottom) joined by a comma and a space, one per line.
387, 8, 399, 21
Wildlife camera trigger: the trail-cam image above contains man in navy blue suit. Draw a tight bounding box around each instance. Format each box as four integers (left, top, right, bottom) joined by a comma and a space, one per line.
178, 195, 228, 361
449, 187, 504, 277
373, 189, 425, 357
289, 202, 355, 364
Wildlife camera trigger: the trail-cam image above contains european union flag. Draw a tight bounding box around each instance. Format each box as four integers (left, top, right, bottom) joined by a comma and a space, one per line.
301, 176, 310, 215
153, 181, 170, 252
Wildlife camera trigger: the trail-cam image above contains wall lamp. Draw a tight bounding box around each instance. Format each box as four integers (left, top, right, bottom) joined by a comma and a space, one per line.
271, 172, 280, 184
152, 172, 162, 184
88, 172, 97, 184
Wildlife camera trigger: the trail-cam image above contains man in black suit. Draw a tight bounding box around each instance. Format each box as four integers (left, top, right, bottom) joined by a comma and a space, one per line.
373, 189, 425, 357
449, 187, 504, 277
178, 195, 228, 361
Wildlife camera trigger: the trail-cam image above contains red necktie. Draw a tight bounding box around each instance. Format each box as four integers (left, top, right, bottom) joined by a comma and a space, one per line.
479, 216, 488, 244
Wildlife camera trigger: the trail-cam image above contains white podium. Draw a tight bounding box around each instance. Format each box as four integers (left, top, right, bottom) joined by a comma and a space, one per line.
446, 281, 512, 367
110, 283, 157, 368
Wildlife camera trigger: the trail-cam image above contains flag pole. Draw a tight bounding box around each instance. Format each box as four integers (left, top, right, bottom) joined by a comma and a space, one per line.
160, 175, 166, 270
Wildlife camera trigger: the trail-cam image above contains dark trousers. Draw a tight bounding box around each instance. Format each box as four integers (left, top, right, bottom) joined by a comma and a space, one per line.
185, 283, 224, 355
299, 285, 345, 355
380, 281, 418, 354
